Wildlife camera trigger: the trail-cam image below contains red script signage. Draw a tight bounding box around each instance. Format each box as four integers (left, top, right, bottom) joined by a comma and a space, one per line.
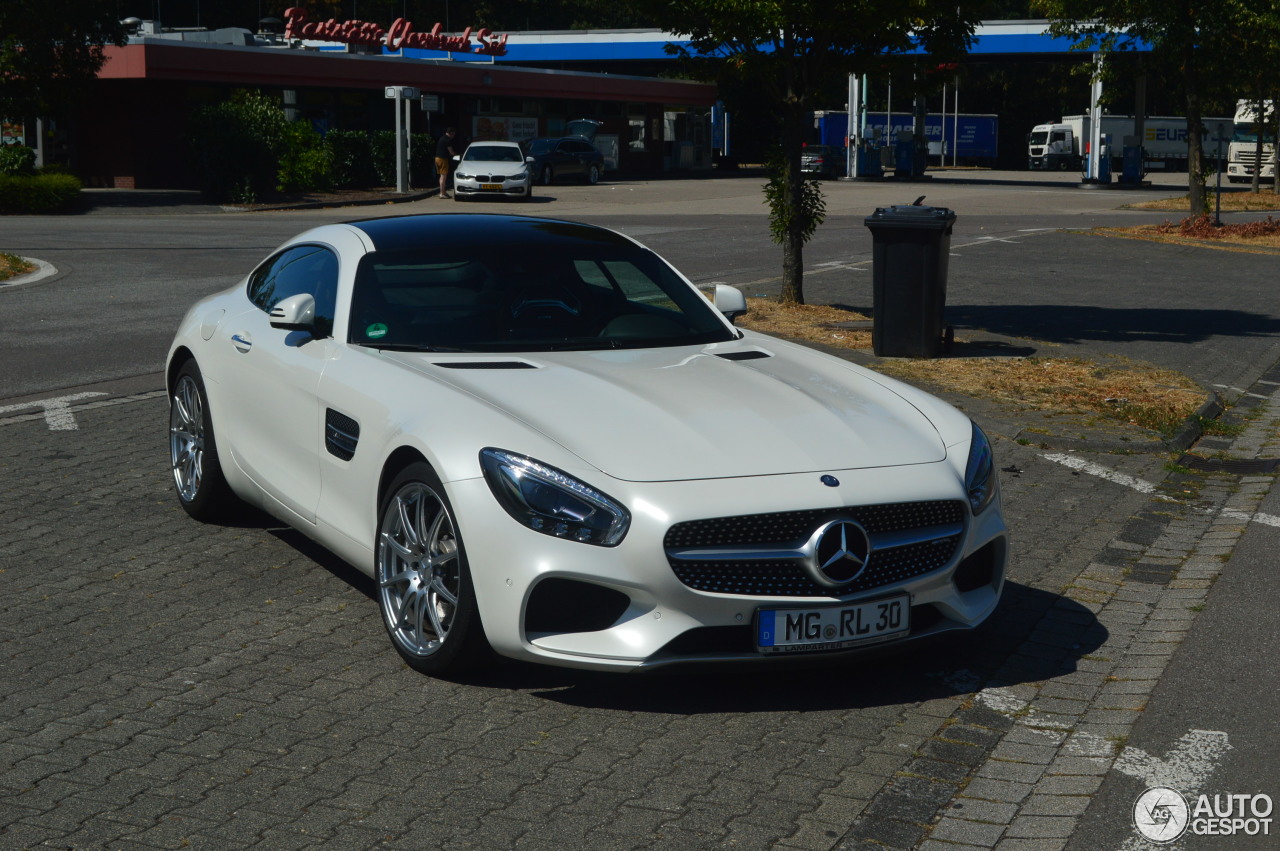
283, 7, 508, 56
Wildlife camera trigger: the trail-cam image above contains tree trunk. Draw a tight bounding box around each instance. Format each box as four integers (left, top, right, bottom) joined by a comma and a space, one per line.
1184, 41, 1207, 215
778, 107, 806, 305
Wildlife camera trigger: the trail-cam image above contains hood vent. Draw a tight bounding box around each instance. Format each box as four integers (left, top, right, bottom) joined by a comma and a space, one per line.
714, 350, 772, 361
434, 361, 537, 370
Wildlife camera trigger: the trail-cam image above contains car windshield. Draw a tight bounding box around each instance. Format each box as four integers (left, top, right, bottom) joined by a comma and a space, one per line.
464, 145, 523, 162
349, 242, 737, 352
804, 146, 832, 156
525, 139, 556, 154
1029, 131, 1049, 145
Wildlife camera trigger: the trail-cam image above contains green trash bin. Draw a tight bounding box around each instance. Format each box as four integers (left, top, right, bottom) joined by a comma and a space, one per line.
863, 203, 956, 358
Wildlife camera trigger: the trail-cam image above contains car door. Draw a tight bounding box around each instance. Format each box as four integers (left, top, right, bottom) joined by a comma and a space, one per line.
216, 244, 340, 523
552, 140, 581, 178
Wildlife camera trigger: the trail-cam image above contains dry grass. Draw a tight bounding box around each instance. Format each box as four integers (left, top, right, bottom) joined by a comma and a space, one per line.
1128, 187, 1279, 213
0, 253, 35, 282
875, 356, 1205, 437
740, 296, 1206, 438
737, 298, 872, 349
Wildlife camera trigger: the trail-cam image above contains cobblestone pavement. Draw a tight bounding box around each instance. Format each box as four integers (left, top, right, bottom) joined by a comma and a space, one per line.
4, 360, 1260, 849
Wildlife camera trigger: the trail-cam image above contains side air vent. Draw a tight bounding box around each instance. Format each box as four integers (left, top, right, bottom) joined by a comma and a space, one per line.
325, 409, 360, 461
715, 350, 771, 361
434, 361, 537, 370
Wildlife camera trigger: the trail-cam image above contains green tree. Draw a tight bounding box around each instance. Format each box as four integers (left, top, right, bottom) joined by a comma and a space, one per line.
631, 1, 979, 304
1031, 0, 1269, 213
0, 1, 125, 119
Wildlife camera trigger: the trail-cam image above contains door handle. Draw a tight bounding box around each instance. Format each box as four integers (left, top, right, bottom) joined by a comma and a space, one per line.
231, 333, 252, 353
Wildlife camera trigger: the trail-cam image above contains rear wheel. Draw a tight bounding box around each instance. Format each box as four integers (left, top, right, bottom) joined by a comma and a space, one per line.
540, 165, 554, 186
169, 361, 236, 521
376, 463, 488, 675
586, 164, 601, 185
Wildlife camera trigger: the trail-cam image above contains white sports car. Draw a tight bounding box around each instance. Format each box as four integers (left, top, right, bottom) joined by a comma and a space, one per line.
167, 213, 1007, 676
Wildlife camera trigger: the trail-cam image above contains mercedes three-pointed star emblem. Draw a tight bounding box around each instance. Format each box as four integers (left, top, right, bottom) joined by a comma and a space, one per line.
804, 519, 872, 588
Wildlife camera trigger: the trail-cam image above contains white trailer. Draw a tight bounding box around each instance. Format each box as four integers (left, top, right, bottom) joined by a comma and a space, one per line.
1227, 100, 1276, 184
1027, 114, 1231, 172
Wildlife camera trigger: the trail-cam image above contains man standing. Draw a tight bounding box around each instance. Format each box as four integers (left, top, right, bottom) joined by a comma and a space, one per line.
435, 127, 457, 198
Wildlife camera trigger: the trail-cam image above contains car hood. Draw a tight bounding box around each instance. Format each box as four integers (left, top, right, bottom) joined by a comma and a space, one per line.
388, 344, 947, 482
459, 159, 528, 171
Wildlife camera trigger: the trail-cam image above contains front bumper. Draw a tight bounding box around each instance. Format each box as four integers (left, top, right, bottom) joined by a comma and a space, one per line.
455, 177, 532, 198
449, 460, 1008, 672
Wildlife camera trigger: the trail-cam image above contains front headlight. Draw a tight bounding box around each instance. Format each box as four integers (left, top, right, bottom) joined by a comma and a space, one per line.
964, 422, 997, 515
480, 448, 630, 546
457, 171, 472, 179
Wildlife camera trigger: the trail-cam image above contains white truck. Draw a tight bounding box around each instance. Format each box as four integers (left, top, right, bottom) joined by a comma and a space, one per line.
1027, 114, 1231, 173
1227, 99, 1276, 184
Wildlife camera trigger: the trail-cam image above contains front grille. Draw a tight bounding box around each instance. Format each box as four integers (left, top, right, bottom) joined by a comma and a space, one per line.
664, 500, 965, 597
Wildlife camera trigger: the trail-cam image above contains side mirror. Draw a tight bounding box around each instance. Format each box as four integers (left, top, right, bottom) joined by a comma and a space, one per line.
713, 284, 747, 323
526, 156, 536, 164
269, 293, 317, 332
452, 154, 461, 162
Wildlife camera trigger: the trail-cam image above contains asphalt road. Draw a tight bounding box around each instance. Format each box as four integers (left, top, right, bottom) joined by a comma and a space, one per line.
1, 170, 1278, 850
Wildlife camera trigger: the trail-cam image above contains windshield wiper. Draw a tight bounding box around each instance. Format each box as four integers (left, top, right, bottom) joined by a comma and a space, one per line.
356, 342, 472, 353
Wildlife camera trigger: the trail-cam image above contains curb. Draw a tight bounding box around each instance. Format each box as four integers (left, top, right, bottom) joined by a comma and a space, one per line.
0, 257, 58, 290
222, 189, 435, 212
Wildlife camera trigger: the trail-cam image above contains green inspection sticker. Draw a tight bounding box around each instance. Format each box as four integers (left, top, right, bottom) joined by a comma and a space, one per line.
366, 322, 389, 339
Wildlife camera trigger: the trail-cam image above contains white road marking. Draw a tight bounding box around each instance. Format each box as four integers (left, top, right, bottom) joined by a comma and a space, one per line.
1115, 729, 1232, 792
1042, 453, 1159, 493
1041, 453, 1280, 528
0, 392, 107, 430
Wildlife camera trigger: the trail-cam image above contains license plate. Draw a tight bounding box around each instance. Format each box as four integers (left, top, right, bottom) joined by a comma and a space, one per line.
480, 183, 502, 190
756, 595, 909, 654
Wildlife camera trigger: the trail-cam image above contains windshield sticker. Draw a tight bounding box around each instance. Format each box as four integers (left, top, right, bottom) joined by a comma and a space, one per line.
366, 323, 389, 339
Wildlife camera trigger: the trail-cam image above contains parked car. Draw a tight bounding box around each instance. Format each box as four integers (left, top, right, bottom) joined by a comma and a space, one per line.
801, 144, 846, 180
521, 119, 605, 186
452, 140, 533, 202
166, 213, 1008, 677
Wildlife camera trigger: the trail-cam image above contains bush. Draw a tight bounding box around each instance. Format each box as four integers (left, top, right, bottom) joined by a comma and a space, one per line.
325, 130, 377, 189
0, 146, 37, 176
0, 173, 83, 214
370, 130, 437, 188
188, 90, 288, 203
276, 121, 333, 193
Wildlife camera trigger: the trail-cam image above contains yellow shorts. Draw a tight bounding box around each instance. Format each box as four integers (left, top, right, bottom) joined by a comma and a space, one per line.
435, 157, 450, 176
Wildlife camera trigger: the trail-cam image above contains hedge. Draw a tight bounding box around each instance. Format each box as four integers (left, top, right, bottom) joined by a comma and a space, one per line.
0, 173, 83, 214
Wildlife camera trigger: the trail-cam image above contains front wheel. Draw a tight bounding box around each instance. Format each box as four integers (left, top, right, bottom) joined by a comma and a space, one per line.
376, 463, 488, 675
540, 165, 554, 186
169, 361, 236, 521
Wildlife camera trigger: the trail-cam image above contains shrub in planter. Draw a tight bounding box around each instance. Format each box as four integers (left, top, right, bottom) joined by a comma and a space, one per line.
0, 173, 83, 213
325, 130, 377, 189
370, 130, 437, 187
0, 146, 37, 176
277, 121, 333, 193
189, 90, 288, 203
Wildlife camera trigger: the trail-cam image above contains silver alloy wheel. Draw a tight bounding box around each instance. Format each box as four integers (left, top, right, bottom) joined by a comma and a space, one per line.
377, 481, 461, 658
169, 374, 205, 503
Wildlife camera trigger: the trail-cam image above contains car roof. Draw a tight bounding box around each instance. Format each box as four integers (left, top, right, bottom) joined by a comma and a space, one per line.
342, 214, 637, 252
466, 140, 520, 147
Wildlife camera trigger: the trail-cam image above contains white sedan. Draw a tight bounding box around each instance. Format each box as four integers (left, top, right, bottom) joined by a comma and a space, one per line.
452, 140, 533, 202
167, 214, 1007, 676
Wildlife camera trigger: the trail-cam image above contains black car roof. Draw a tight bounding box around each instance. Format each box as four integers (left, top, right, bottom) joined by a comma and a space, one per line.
343, 214, 635, 252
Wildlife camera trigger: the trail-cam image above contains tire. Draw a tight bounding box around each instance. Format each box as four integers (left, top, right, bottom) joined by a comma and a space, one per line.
453, 191, 467, 202
376, 462, 489, 676
540, 165, 554, 186
520, 184, 533, 202
586, 164, 601, 185
169, 360, 236, 521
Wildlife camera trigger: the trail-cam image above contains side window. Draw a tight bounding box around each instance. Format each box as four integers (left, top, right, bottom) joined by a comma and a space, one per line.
246, 245, 339, 336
